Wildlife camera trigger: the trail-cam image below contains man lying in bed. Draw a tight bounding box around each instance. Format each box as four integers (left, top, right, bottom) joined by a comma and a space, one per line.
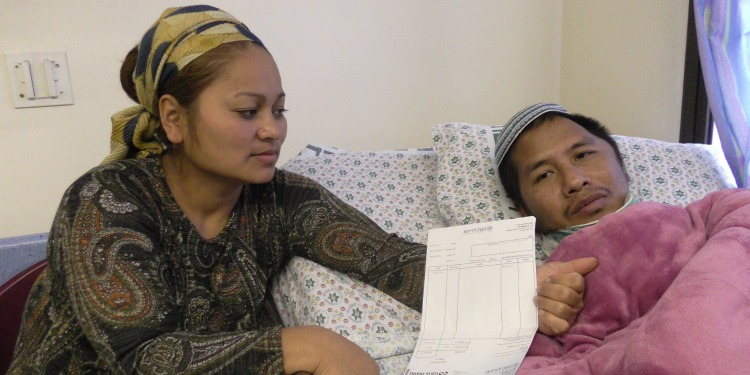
496, 103, 636, 252
496, 103, 750, 373
495, 103, 630, 336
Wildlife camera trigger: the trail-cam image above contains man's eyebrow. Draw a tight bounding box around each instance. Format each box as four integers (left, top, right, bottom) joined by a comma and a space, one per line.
569, 140, 591, 151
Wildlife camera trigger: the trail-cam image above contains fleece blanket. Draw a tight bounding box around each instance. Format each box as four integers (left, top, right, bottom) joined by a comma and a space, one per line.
519, 188, 750, 374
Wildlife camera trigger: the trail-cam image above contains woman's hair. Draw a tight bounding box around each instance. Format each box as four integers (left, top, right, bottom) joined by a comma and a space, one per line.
119, 40, 263, 148
120, 46, 140, 103
120, 40, 262, 109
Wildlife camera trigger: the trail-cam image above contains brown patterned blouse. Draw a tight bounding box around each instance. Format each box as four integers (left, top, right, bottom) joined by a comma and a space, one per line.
9, 157, 426, 374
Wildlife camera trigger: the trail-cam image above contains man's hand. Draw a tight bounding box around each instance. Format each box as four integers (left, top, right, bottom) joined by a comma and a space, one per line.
535, 257, 597, 336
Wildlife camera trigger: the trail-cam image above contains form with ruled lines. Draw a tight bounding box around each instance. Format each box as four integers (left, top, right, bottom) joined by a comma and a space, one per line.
406, 217, 537, 375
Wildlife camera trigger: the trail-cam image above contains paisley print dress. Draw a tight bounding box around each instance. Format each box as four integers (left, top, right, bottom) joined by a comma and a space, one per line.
9, 158, 426, 374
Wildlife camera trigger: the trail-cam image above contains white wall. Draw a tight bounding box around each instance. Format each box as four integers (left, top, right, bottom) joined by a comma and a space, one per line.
561, 0, 689, 141
0, 0, 688, 238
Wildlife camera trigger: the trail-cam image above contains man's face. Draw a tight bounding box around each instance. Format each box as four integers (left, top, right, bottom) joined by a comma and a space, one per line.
510, 116, 629, 233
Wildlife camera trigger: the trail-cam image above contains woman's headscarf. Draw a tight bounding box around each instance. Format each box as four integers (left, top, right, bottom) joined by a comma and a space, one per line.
103, 5, 264, 164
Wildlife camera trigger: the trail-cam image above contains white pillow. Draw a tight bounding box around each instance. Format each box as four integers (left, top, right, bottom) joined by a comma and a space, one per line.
277, 145, 439, 372
271, 257, 420, 373
615, 135, 737, 204
431, 123, 737, 228
281, 145, 444, 243
432, 123, 515, 226
292, 143, 346, 158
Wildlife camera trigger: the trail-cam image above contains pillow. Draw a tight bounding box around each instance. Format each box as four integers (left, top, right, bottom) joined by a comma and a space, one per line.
432, 123, 738, 228
277, 145, 438, 373
432, 123, 516, 226
292, 143, 346, 158
281, 145, 444, 243
271, 257, 419, 372
614, 135, 737, 205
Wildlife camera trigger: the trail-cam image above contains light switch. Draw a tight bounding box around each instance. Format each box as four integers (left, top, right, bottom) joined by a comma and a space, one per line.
18, 60, 35, 99
5, 52, 74, 108
43, 59, 59, 98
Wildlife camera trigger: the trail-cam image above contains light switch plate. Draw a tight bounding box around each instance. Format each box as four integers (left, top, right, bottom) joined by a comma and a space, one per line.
5, 51, 74, 108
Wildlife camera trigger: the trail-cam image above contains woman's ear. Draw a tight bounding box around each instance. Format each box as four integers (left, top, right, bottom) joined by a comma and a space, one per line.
159, 94, 187, 145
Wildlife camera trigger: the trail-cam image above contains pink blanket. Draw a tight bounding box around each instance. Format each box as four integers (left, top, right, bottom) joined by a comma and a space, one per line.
520, 188, 750, 374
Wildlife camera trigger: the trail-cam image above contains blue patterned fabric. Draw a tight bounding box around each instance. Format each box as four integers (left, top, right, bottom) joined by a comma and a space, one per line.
694, 0, 750, 187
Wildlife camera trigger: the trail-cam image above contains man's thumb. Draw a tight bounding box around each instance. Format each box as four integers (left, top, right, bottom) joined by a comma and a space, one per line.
562, 257, 598, 275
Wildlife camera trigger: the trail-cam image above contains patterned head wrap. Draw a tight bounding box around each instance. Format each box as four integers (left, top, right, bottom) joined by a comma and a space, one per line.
493, 103, 569, 170
103, 5, 264, 164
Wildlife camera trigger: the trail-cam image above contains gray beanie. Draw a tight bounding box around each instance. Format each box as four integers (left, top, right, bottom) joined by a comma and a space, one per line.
493, 103, 569, 170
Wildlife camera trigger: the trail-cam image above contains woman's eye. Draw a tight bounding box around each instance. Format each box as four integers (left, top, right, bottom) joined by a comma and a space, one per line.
238, 109, 258, 119
273, 108, 288, 119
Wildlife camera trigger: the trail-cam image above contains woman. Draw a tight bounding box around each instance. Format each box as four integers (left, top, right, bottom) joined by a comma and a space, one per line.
9, 5, 425, 374
10, 5, 592, 374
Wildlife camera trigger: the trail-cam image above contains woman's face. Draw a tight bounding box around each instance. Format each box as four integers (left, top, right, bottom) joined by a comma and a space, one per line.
178, 45, 287, 185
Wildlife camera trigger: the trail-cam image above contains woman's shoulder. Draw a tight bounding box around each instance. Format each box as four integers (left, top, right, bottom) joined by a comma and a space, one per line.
65, 158, 164, 199
250, 169, 328, 205
52, 158, 173, 231
272, 168, 320, 187
76, 158, 160, 182
268, 169, 337, 199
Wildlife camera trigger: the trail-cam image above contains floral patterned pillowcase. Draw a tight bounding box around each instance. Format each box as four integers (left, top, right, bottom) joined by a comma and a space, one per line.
432, 123, 518, 226
275, 146, 441, 371
281, 146, 444, 243
614, 135, 736, 204
431, 123, 737, 229
271, 257, 421, 373
292, 143, 347, 158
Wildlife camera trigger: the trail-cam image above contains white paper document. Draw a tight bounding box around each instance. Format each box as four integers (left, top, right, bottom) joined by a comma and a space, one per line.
405, 217, 537, 375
